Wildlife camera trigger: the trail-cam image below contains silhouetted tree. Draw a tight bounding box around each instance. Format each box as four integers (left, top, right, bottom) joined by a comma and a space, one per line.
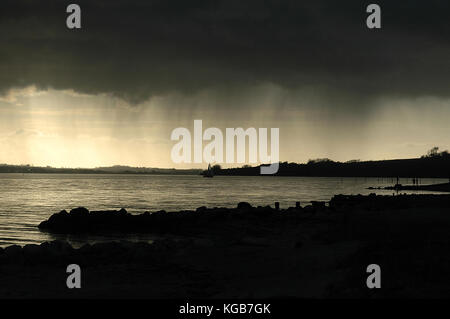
307, 158, 332, 164
422, 147, 450, 158
427, 147, 440, 157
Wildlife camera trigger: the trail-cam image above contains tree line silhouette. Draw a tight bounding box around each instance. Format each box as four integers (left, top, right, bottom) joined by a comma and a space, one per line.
215, 148, 450, 178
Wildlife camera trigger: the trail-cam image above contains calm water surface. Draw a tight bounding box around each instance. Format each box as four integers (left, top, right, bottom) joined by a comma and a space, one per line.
0, 174, 447, 247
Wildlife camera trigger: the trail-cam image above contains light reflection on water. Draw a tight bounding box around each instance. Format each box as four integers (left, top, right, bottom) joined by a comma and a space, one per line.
0, 174, 447, 247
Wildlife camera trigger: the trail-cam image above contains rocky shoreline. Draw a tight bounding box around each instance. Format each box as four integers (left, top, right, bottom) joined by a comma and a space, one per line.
2, 194, 450, 298
37, 201, 328, 235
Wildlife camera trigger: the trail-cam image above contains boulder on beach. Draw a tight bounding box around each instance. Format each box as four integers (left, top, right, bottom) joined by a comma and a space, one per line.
196, 206, 207, 213
40, 209, 70, 229
311, 201, 326, 209
237, 202, 253, 210
23, 244, 41, 256
39, 207, 134, 232
4, 245, 22, 257
0, 240, 163, 266
70, 207, 89, 217
37, 202, 335, 235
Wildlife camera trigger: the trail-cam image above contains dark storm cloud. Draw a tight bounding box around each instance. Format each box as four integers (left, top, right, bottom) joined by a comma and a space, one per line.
0, 0, 449, 104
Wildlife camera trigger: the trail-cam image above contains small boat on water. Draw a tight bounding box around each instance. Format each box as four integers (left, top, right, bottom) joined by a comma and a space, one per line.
202, 163, 214, 178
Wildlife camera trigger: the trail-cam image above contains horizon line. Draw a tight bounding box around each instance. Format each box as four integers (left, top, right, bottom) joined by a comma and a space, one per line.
0, 154, 443, 171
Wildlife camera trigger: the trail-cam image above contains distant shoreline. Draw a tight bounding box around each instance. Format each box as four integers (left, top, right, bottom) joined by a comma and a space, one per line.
0, 171, 201, 175
1, 172, 449, 180
0, 165, 202, 175
216, 154, 450, 178
2, 153, 450, 178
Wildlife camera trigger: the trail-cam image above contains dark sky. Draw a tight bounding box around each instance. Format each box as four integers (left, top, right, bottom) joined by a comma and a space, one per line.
0, 0, 449, 167
1, 0, 449, 103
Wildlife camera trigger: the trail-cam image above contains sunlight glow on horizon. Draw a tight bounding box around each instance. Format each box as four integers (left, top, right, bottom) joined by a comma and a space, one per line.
0, 86, 449, 169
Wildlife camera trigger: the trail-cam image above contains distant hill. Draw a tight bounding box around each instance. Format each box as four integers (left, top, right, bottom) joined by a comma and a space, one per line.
0, 164, 202, 175
2, 148, 450, 178
216, 151, 450, 178
96, 165, 201, 175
